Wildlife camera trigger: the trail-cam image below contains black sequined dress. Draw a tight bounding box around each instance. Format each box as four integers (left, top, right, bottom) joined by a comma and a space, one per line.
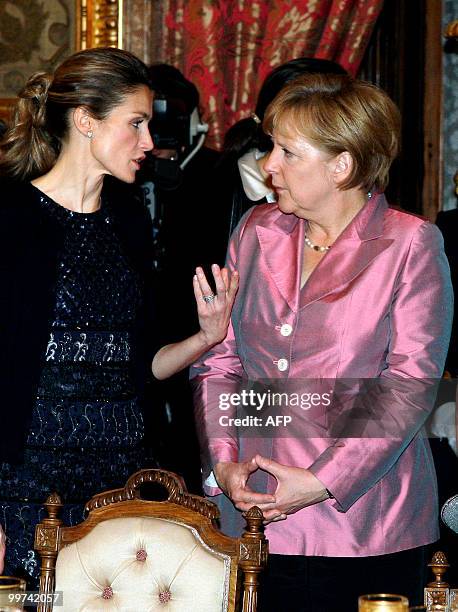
0, 192, 156, 583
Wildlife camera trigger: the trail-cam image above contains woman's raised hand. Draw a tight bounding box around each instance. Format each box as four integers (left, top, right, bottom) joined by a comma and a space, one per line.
193, 264, 239, 347
151, 264, 238, 380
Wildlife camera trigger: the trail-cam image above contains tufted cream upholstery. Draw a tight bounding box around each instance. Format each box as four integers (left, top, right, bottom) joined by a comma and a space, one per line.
55, 516, 230, 611
35, 470, 267, 612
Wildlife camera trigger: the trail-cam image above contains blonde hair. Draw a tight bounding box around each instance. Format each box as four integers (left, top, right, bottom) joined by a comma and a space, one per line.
0, 47, 151, 181
263, 73, 401, 191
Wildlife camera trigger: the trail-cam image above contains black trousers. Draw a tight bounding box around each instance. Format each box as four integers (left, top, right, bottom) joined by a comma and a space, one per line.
257, 545, 430, 612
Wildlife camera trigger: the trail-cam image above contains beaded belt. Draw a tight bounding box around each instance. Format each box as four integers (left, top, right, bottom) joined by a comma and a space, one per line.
44, 330, 131, 363
39, 330, 134, 400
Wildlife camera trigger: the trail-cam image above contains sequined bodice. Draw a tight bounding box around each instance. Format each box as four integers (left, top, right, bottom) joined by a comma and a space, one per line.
27, 193, 144, 450
44, 195, 142, 329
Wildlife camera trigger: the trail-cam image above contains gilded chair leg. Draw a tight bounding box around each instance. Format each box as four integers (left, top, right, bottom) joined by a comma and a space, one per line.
34, 493, 63, 612
239, 507, 268, 612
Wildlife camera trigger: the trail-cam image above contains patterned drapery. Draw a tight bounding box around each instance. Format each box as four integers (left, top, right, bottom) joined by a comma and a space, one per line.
156, 0, 384, 149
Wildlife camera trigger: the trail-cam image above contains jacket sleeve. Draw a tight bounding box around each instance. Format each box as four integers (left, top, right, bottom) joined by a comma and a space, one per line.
190, 209, 254, 495
308, 221, 453, 511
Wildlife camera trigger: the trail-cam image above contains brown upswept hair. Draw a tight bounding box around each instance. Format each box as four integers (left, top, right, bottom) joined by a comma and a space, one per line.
263, 73, 401, 192
0, 47, 151, 181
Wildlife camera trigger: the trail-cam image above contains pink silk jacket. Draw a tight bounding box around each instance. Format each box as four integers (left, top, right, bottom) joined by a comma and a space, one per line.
191, 194, 453, 557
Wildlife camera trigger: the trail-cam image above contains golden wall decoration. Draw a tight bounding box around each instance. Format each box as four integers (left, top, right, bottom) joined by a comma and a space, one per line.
77, 0, 122, 50
0, 0, 122, 122
445, 18, 458, 39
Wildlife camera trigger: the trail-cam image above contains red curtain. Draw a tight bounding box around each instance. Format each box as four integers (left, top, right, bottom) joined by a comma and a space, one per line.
158, 0, 384, 149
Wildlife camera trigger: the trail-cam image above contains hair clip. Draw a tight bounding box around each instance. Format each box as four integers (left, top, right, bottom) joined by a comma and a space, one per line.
251, 112, 261, 124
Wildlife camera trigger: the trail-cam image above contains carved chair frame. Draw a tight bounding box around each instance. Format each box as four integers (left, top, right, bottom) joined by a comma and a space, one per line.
34, 469, 268, 612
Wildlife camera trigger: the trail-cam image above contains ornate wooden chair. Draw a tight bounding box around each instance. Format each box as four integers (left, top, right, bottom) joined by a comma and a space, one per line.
424, 551, 458, 610
34, 469, 267, 612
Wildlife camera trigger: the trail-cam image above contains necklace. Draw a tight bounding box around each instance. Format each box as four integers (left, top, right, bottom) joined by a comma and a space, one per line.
303, 190, 373, 253
304, 235, 332, 252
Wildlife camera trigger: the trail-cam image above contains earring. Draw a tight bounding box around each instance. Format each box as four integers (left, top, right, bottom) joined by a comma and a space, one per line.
87, 130, 93, 139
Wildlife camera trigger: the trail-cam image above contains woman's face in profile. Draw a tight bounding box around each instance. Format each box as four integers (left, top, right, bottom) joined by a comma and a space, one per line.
90, 85, 154, 183
264, 123, 335, 219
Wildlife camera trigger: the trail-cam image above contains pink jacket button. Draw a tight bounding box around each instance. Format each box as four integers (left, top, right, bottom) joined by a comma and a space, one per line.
280, 324, 293, 336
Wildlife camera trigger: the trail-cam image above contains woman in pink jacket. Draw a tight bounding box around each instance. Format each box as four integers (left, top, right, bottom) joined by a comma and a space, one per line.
191, 74, 453, 611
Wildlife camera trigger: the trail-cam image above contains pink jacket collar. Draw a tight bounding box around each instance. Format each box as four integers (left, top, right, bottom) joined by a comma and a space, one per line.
255, 193, 394, 311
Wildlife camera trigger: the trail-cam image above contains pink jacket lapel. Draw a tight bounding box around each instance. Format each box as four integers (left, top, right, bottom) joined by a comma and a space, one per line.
300, 194, 394, 308
256, 211, 304, 312
255, 194, 394, 311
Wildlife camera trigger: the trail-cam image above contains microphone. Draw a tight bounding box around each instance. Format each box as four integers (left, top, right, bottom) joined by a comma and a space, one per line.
441, 494, 458, 534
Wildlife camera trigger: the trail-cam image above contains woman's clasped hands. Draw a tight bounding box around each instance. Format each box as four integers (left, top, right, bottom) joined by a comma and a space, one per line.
214, 455, 329, 524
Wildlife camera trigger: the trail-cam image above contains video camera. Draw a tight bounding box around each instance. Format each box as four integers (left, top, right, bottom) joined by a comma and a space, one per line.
149, 96, 190, 151
138, 96, 208, 190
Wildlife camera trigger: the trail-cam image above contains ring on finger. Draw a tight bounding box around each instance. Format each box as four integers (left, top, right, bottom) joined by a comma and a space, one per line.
202, 293, 216, 304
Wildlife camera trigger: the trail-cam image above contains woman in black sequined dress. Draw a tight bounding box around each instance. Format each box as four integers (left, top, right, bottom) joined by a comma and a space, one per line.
0, 48, 237, 584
